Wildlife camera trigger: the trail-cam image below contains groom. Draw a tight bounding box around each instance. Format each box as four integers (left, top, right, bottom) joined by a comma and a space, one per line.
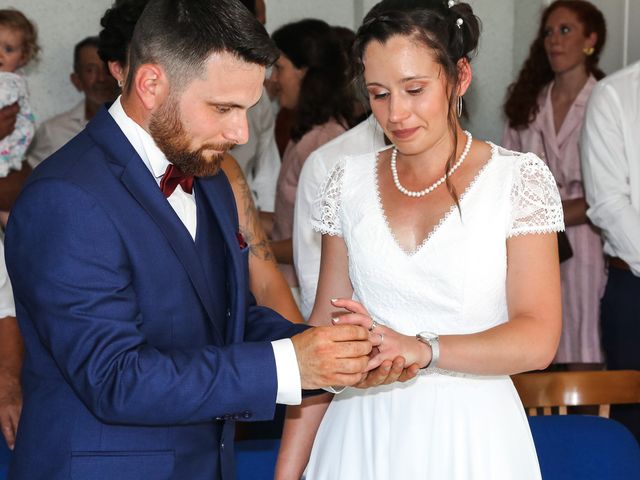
4, 1, 377, 479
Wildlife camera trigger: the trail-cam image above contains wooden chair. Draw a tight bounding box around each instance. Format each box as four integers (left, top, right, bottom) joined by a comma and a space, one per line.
511, 370, 640, 417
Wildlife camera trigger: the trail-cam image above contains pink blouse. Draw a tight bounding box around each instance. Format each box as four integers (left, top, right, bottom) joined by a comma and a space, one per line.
503, 76, 605, 363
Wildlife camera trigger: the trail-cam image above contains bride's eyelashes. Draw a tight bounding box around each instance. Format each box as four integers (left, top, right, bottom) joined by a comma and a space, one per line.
367, 86, 426, 102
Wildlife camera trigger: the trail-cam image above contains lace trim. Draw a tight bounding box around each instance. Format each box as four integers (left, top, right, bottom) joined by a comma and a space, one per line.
508, 226, 566, 238
508, 152, 565, 236
373, 142, 498, 257
310, 159, 346, 236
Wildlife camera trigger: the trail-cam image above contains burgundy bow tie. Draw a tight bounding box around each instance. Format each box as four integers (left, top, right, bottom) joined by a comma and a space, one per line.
160, 164, 194, 197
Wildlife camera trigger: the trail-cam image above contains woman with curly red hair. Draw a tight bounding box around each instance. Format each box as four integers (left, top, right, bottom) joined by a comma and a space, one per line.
503, 0, 606, 369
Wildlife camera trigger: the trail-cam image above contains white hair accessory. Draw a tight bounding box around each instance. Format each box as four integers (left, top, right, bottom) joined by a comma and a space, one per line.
448, 0, 455, 7
456, 18, 463, 29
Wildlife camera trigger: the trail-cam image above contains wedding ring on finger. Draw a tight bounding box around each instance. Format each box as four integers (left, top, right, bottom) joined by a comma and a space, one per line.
369, 319, 378, 332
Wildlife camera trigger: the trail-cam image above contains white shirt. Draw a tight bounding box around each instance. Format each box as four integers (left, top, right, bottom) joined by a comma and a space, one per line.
229, 88, 280, 212
293, 115, 385, 318
108, 97, 301, 404
27, 100, 88, 168
581, 61, 640, 277
0, 238, 15, 318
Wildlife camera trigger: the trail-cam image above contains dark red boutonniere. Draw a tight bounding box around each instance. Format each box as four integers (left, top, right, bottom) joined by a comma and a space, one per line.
236, 232, 248, 249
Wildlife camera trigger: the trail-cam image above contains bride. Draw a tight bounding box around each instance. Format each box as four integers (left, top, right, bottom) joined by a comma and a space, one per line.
276, 1, 563, 478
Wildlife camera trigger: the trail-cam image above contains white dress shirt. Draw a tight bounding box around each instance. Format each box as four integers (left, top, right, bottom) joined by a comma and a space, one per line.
27, 100, 88, 168
293, 115, 385, 318
229, 88, 280, 212
108, 97, 301, 404
581, 61, 640, 277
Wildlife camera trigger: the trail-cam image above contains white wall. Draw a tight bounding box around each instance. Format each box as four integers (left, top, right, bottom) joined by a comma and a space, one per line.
464, 0, 515, 142
266, 0, 356, 30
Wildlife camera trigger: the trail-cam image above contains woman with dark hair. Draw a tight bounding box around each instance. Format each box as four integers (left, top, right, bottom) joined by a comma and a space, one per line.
268, 19, 357, 291
98, 0, 149, 86
94, 0, 303, 324
276, 1, 563, 478
503, 0, 606, 369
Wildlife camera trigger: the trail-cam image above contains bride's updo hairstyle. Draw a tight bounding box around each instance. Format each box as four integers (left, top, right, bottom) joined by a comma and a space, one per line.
353, 0, 480, 203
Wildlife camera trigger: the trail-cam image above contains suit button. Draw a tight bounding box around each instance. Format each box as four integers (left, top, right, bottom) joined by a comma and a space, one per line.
242, 411, 252, 419
226, 309, 231, 318
221, 443, 225, 450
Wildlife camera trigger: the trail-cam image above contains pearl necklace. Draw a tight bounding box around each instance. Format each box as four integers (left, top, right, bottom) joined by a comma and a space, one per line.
390, 130, 473, 198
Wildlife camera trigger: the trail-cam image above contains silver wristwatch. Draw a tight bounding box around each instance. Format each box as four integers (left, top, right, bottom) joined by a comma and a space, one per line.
416, 332, 439, 370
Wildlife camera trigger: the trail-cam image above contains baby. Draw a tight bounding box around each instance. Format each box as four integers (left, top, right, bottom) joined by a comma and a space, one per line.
0, 9, 39, 177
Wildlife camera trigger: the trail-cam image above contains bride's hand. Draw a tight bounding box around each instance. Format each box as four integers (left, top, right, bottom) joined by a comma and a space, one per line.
330, 298, 431, 370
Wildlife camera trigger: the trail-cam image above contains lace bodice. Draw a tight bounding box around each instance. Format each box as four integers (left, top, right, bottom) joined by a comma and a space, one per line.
312, 145, 563, 239
310, 144, 564, 336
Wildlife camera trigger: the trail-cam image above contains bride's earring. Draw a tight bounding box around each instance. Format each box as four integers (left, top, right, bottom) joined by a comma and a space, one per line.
456, 96, 463, 118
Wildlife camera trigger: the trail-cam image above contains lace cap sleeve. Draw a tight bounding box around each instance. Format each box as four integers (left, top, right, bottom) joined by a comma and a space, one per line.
310, 159, 345, 236
508, 153, 565, 237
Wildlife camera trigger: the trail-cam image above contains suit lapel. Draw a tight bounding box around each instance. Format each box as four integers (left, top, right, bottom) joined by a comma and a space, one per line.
195, 175, 246, 344
86, 109, 224, 342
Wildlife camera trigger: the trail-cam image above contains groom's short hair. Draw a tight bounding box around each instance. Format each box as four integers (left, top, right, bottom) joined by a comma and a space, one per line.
125, 0, 278, 93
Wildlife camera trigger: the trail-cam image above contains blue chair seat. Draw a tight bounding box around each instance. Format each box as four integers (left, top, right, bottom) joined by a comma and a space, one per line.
529, 415, 640, 479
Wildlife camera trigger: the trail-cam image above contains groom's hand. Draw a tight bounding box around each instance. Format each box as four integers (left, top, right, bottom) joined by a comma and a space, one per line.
291, 325, 371, 390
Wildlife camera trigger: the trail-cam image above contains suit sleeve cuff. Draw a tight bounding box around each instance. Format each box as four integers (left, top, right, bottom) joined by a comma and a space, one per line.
272, 338, 302, 405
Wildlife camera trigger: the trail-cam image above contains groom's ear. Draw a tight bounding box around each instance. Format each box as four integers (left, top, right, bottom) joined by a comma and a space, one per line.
132, 63, 169, 112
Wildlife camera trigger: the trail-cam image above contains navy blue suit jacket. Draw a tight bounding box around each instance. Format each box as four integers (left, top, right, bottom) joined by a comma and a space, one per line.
4, 108, 305, 480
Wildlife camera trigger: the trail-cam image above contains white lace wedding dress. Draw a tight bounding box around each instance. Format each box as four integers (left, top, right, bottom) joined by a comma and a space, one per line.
304, 144, 564, 479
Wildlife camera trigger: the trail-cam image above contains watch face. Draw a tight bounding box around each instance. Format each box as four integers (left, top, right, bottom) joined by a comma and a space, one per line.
418, 332, 438, 342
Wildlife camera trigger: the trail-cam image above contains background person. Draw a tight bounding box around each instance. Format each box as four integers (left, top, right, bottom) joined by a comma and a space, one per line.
293, 116, 385, 319
26, 36, 119, 168
0, 9, 39, 213
267, 19, 358, 294
0, 9, 38, 176
581, 59, 640, 441
503, 0, 606, 369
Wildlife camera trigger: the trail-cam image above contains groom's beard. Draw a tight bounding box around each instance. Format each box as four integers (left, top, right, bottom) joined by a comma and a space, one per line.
149, 97, 235, 177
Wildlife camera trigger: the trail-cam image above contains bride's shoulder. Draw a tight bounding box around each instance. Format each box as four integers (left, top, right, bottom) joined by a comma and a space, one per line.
488, 143, 549, 174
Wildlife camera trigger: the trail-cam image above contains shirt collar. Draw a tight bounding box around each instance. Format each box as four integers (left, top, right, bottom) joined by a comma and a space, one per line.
544, 74, 597, 109
108, 96, 170, 183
